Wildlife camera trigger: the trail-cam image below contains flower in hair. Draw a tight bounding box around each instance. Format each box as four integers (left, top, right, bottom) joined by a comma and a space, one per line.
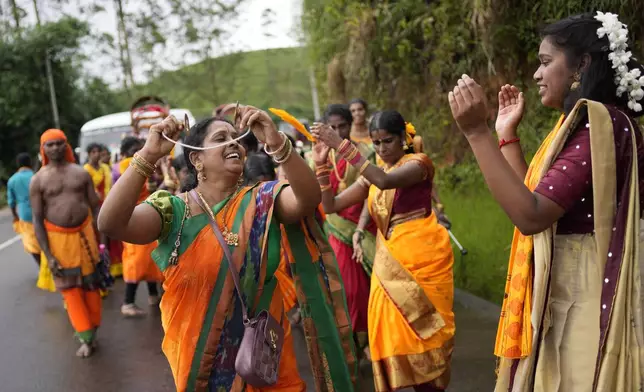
404, 122, 416, 145
595, 11, 642, 112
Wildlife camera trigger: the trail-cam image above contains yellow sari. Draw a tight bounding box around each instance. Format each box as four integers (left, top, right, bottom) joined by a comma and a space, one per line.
366, 153, 455, 391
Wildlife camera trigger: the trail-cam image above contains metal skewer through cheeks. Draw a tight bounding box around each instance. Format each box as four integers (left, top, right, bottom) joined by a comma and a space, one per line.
161, 102, 250, 150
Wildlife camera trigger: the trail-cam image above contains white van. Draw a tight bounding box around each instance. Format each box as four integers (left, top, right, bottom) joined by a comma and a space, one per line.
78, 109, 195, 163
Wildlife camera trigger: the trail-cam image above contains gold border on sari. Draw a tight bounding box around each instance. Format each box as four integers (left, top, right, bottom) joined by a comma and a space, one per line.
373, 234, 446, 340
372, 338, 454, 392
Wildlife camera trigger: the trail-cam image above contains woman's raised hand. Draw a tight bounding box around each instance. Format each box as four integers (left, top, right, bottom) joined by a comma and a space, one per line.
448, 74, 490, 138
310, 122, 343, 150
495, 84, 525, 137
143, 116, 184, 161
312, 141, 330, 166
236, 105, 283, 149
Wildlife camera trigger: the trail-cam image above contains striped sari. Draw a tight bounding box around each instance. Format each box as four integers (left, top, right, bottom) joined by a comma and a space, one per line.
146, 181, 357, 392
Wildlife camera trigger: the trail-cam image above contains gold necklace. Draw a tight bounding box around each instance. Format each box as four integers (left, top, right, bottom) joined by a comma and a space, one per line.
330, 150, 349, 193
196, 189, 240, 247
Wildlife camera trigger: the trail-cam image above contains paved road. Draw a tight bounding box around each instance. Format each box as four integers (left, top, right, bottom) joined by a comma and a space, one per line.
0, 209, 497, 391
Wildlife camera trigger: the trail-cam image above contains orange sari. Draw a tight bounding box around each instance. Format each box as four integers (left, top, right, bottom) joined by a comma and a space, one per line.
367, 154, 455, 391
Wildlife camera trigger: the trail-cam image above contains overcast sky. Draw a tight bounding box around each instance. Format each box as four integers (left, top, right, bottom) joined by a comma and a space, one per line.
16, 0, 302, 85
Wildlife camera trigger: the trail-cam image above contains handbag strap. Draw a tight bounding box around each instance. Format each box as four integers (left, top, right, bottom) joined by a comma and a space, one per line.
189, 190, 249, 323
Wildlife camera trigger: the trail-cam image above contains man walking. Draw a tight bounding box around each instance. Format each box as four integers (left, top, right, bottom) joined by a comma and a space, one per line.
8, 153, 40, 266
30, 129, 104, 357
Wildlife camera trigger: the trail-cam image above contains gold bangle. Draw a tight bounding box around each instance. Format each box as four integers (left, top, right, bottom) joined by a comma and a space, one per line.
130, 162, 152, 178
264, 132, 288, 157
130, 158, 154, 177
340, 144, 358, 162
320, 183, 332, 192
133, 152, 156, 170
359, 160, 370, 174
273, 139, 293, 164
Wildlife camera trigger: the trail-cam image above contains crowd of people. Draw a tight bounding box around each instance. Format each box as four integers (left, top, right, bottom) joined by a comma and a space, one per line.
6, 11, 644, 392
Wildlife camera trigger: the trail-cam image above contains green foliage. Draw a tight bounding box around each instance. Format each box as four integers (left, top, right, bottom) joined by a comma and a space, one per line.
302, 0, 644, 161
0, 17, 123, 177
122, 47, 313, 119
441, 183, 513, 304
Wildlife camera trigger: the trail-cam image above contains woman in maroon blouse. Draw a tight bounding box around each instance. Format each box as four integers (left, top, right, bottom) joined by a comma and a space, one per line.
312, 110, 455, 392
449, 12, 644, 392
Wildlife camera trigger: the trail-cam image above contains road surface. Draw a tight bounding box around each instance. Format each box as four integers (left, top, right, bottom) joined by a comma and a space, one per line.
0, 209, 496, 391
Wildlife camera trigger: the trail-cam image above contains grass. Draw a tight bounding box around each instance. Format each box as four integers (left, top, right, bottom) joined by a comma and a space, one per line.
0, 187, 6, 208
441, 183, 513, 305
124, 47, 313, 120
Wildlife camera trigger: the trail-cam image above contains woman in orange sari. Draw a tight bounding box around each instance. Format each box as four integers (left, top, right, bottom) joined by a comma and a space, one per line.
99, 106, 357, 392
312, 110, 455, 391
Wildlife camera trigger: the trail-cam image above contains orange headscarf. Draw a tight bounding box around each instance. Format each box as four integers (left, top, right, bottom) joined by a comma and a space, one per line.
40, 129, 76, 166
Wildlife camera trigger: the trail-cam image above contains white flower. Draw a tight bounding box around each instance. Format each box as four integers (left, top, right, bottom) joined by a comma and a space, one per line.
630, 88, 644, 100
595, 11, 643, 110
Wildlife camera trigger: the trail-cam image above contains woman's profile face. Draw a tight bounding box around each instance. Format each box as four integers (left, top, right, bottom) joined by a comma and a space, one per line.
196, 120, 246, 178
534, 37, 575, 110
370, 129, 404, 165
350, 103, 367, 126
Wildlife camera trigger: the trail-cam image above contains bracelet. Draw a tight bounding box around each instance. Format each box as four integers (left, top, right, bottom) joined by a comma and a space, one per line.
337, 139, 352, 155
358, 160, 370, 174
273, 139, 293, 164
264, 132, 289, 156
133, 152, 156, 171
130, 161, 154, 178
315, 166, 331, 176
320, 183, 332, 192
498, 137, 520, 149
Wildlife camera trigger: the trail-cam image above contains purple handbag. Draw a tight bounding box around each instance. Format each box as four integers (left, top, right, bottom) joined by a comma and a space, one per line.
190, 191, 284, 387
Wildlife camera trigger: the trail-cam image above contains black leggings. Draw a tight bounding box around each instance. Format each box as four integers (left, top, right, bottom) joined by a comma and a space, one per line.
124, 282, 159, 305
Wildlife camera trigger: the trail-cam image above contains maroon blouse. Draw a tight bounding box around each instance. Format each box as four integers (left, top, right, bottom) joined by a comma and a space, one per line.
534, 105, 644, 234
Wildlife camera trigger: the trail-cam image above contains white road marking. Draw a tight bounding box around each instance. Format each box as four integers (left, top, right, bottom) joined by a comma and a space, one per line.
0, 235, 21, 252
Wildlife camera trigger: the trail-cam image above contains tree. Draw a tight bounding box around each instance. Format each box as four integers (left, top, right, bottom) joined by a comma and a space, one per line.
0, 17, 122, 176
301, 0, 644, 162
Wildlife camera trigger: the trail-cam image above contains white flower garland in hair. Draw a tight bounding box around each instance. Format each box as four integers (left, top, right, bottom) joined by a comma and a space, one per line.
595, 11, 644, 112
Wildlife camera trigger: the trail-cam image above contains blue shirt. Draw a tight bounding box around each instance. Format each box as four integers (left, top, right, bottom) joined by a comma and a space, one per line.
7, 169, 34, 222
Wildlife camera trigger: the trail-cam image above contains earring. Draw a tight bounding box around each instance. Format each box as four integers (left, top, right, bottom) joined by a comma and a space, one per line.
571, 72, 581, 91
237, 175, 244, 187
196, 162, 206, 182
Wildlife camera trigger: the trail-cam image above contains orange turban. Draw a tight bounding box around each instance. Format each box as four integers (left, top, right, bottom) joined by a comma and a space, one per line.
40, 129, 76, 166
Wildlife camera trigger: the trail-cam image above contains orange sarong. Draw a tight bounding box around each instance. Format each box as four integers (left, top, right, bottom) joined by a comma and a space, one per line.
13, 220, 40, 254
43, 216, 102, 342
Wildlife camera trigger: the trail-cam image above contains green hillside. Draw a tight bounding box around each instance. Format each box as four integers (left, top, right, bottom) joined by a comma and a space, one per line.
125, 47, 313, 120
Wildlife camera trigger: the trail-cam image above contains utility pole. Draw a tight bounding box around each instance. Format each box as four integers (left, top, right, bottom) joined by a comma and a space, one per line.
33, 0, 60, 129
309, 66, 321, 120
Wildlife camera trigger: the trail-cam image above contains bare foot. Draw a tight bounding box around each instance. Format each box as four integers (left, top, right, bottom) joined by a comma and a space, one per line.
76, 343, 94, 358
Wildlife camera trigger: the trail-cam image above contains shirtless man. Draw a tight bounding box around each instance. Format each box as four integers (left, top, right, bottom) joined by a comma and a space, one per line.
30, 129, 104, 357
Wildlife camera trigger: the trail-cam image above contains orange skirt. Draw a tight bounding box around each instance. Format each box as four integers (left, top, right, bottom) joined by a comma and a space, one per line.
122, 241, 164, 283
